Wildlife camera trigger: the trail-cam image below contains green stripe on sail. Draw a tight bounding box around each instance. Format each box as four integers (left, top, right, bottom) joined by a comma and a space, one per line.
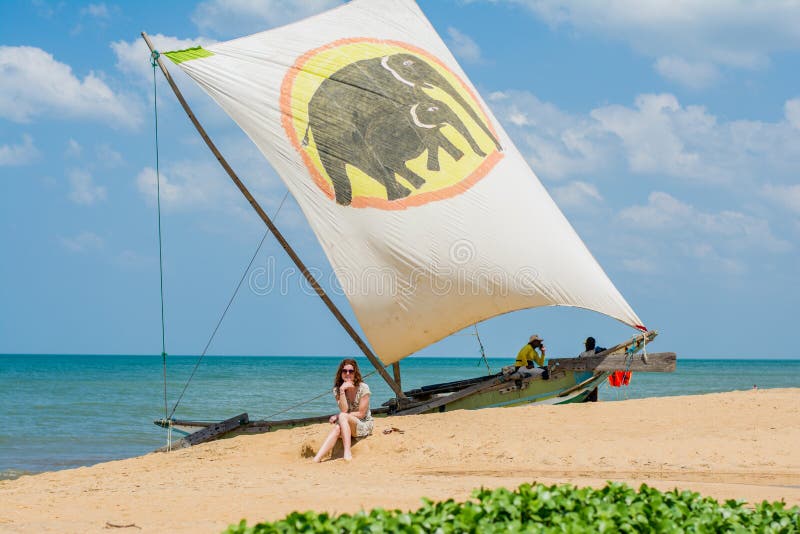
163, 46, 214, 64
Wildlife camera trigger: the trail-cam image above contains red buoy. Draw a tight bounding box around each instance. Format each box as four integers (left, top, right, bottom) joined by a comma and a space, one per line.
608, 370, 632, 387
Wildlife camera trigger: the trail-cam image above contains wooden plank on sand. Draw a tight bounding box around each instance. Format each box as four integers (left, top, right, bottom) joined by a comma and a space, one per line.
549, 352, 676, 373
156, 412, 249, 452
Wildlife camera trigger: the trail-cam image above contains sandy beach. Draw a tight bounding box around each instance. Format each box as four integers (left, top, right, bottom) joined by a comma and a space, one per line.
1, 388, 798, 533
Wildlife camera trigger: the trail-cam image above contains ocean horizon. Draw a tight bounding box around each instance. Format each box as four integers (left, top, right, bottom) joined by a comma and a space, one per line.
5, 353, 799, 359
2, 354, 798, 480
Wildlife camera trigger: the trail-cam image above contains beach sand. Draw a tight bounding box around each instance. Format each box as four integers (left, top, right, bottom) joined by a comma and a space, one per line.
1, 388, 798, 533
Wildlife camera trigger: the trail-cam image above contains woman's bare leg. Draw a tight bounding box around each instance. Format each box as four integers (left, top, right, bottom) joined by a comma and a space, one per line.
313, 425, 341, 463
337, 412, 359, 461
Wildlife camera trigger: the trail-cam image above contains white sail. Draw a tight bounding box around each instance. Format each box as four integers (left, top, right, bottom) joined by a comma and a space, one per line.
165, 0, 645, 364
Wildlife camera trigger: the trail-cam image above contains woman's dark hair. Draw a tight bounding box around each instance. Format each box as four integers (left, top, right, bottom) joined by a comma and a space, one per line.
334, 358, 362, 399
585, 337, 596, 350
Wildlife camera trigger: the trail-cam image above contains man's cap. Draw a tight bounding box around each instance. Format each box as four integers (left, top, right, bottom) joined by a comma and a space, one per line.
529, 334, 542, 342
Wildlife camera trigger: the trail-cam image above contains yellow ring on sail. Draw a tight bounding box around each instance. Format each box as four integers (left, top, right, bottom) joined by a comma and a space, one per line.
281, 38, 502, 210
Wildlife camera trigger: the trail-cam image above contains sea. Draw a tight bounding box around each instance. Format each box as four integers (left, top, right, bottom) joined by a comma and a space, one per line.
1, 355, 798, 480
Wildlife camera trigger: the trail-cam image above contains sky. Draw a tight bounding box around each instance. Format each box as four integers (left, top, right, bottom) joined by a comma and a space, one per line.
1, 0, 799, 361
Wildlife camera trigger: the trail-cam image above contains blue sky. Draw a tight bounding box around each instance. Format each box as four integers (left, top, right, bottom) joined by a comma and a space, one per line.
1, 0, 799, 360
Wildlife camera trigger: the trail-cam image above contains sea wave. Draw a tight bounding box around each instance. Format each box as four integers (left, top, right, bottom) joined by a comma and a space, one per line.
1, 468, 35, 481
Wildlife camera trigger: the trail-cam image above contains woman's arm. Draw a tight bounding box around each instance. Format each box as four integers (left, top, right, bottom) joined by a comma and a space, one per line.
336, 390, 348, 412
337, 381, 355, 412
351, 394, 370, 419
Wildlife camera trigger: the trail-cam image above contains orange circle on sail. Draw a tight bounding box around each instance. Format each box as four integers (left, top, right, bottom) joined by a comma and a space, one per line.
280, 38, 503, 210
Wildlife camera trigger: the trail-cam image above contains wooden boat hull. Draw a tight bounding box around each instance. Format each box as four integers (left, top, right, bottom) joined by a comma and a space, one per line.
155, 331, 672, 450
429, 370, 602, 412
156, 369, 605, 442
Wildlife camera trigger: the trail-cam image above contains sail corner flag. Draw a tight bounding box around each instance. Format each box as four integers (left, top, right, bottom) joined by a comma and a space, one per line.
164, 46, 214, 65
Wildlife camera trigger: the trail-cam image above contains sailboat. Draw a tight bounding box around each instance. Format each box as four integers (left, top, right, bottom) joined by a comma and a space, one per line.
143, 0, 676, 448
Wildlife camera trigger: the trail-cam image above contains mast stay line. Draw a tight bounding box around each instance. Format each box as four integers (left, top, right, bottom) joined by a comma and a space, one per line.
140, 32, 406, 400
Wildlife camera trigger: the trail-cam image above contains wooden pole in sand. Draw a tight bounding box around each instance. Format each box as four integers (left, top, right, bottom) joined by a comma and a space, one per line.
140, 32, 406, 400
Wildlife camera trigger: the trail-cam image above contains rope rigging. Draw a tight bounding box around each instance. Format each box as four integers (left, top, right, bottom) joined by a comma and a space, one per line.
167, 189, 290, 420
151, 50, 168, 420
260, 366, 384, 421
148, 46, 293, 422
473, 324, 492, 373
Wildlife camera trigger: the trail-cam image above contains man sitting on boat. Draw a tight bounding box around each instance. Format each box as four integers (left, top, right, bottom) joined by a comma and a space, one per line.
514, 335, 546, 377
578, 337, 606, 358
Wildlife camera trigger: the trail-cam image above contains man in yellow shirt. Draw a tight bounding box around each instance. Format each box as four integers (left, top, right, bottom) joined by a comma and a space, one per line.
515, 334, 546, 370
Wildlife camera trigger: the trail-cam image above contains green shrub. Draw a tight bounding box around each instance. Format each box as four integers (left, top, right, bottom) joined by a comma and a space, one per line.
224, 482, 800, 533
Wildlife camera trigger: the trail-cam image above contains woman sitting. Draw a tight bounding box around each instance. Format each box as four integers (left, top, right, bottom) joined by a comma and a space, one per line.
313, 359, 373, 462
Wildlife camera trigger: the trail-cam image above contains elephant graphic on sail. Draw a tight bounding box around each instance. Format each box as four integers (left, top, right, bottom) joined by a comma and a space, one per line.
303, 53, 502, 206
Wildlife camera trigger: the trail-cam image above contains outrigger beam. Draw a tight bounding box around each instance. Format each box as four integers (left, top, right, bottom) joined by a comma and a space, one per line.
155, 412, 249, 451
141, 32, 406, 400
549, 352, 676, 373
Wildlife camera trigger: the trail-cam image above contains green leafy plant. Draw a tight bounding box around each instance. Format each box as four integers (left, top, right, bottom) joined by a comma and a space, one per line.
224, 482, 800, 533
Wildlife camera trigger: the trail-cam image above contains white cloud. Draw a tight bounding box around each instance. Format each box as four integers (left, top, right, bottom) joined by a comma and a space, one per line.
612, 191, 792, 276
620, 257, 657, 274
590, 94, 713, 180
31, 0, 59, 18
762, 184, 800, 215
136, 163, 225, 210
134, 143, 289, 224
0, 134, 39, 166
191, 0, 341, 37
491, 90, 800, 201
111, 34, 216, 85
65, 139, 82, 158
685, 243, 747, 276
619, 191, 790, 254
508, 111, 529, 126
72, 3, 114, 33
95, 144, 124, 168
0, 46, 141, 128
595, 94, 800, 185
60, 231, 104, 252
489, 90, 612, 180
82, 3, 110, 20
786, 99, 800, 130
447, 27, 482, 63
68, 169, 107, 205
115, 249, 154, 270
551, 181, 602, 208
110, 34, 238, 134
654, 56, 720, 90
619, 191, 691, 228
509, 0, 800, 84
489, 89, 798, 277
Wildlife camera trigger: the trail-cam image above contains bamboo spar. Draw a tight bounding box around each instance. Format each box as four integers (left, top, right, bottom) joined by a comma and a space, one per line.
140, 32, 406, 400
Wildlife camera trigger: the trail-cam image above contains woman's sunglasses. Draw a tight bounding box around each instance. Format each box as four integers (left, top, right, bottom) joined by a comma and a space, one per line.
342, 368, 355, 375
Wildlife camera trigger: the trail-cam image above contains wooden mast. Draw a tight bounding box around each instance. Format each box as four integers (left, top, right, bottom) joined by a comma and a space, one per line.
140, 32, 406, 400
392, 362, 402, 390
